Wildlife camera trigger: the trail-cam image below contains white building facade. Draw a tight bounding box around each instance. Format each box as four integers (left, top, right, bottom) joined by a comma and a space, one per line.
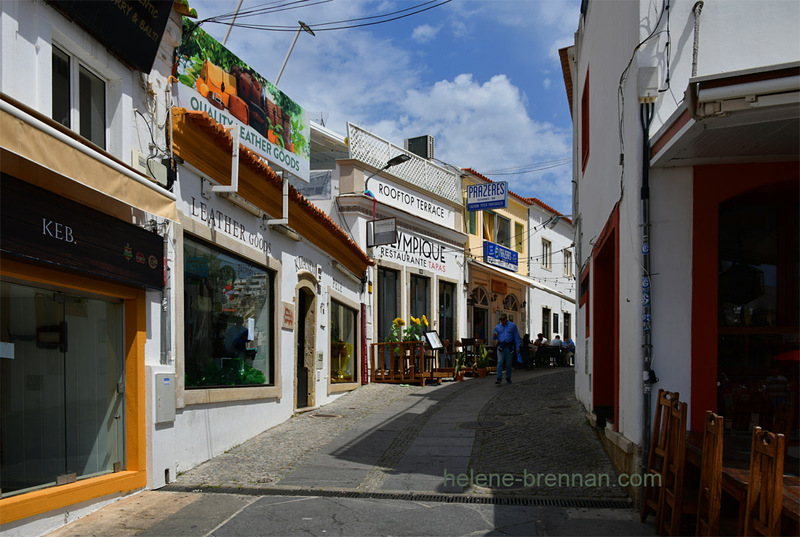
526, 201, 576, 345
562, 0, 799, 500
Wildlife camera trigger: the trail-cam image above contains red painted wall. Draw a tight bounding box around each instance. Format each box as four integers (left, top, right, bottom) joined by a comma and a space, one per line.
691, 162, 799, 431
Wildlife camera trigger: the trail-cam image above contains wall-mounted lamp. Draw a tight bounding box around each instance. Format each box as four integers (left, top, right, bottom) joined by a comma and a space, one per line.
364, 154, 412, 197
548, 214, 574, 229
492, 293, 498, 302
522, 301, 527, 307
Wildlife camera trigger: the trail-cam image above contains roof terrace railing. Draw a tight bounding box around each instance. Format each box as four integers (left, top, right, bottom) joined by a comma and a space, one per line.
346, 123, 461, 204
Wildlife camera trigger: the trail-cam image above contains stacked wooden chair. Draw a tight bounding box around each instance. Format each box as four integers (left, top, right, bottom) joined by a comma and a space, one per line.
744, 427, 785, 536
658, 398, 697, 536
641, 389, 680, 528
695, 411, 724, 536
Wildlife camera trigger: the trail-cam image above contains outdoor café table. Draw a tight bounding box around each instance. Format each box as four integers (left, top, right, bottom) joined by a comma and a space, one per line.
686, 430, 800, 534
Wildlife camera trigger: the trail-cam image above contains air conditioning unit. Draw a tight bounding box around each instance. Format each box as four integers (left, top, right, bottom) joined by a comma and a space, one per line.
132, 150, 170, 188
404, 135, 434, 160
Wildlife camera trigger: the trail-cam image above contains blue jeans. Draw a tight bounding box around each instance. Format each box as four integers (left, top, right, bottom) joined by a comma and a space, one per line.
496, 345, 513, 381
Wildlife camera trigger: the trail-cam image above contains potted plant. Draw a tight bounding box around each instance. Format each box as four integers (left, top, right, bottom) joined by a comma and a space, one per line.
476, 344, 489, 378
454, 352, 465, 381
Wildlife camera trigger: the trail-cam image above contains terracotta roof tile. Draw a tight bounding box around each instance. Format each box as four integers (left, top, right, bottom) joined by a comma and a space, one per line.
180, 110, 372, 266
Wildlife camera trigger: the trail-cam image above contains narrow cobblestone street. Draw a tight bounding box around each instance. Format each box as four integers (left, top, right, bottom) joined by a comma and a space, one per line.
47, 369, 655, 536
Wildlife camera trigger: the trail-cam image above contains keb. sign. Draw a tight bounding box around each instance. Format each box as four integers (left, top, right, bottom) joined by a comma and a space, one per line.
467, 182, 508, 211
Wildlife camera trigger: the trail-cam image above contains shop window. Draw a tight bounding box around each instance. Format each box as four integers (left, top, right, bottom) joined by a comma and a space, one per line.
553, 313, 560, 335
502, 294, 519, 312
183, 236, 274, 388
581, 69, 590, 173
330, 300, 357, 383
1, 281, 124, 497
377, 267, 399, 368
580, 266, 590, 337
542, 307, 551, 339
482, 211, 494, 242
467, 210, 477, 235
515, 222, 524, 253
52, 45, 106, 149
564, 312, 572, 340
542, 239, 552, 270
717, 192, 798, 433
564, 250, 573, 278
410, 274, 430, 321
438, 281, 456, 346
482, 212, 513, 248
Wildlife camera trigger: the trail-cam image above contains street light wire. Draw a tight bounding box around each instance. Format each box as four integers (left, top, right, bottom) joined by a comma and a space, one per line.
200, 0, 453, 32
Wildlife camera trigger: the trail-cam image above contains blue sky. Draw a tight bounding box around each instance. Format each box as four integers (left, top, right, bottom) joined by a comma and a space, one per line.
188, 0, 580, 214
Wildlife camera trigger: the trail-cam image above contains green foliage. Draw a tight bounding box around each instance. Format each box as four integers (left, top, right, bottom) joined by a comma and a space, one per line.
477, 344, 489, 368
186, 356, 265, 387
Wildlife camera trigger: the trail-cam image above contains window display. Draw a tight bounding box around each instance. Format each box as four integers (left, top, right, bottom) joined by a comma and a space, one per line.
330, 300, 357, 383
184, 237, 274, 387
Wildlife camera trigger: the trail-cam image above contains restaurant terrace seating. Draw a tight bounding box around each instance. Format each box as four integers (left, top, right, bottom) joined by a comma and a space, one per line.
658, 398, 696, 536
744, 427, 785, 536
695, 411, 724, 537
641, 389, 680, 527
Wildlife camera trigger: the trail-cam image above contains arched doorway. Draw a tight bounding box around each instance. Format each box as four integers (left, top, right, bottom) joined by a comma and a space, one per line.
295, 278, 317, 409
471, 286, 489, 341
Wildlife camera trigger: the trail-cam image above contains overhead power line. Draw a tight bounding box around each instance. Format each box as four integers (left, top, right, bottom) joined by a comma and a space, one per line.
199, 0, 453, 32
482, 158, 572, 176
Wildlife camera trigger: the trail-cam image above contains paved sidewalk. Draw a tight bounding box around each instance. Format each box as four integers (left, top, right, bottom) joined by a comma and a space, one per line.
47, 369, 656, 536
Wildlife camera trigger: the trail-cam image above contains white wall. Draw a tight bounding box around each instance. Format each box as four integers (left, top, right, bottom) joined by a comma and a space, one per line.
571, 0, 800, 442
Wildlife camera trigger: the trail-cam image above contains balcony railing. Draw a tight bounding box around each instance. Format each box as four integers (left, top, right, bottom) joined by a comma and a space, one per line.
347, 123, 461, 204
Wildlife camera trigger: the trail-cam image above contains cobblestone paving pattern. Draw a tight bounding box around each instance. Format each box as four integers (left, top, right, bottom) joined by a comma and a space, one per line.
175, 383, 424, 488
472, 369, 626, 499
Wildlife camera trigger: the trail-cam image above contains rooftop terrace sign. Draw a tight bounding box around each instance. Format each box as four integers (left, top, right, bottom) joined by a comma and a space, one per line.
467, 182, 508, 211
174, 19, 310, 182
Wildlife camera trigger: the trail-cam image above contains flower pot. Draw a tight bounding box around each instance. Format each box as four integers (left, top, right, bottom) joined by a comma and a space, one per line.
477, 367, 487, 378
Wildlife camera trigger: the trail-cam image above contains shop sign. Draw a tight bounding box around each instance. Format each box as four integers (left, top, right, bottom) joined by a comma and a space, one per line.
375, 230, 456, 276
174, 20, 310, 182
369, 178, 454, 228
0, 174, 164, 289
467, 182, 508, 211
47, 0, 172, 73
484, 241, 518, 272
178, 176, 272, 256
281, 301, 294, 330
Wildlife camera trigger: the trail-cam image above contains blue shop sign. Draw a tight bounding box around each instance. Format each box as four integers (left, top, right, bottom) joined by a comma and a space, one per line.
483, 241, 518, 272
467, 182, 508, 211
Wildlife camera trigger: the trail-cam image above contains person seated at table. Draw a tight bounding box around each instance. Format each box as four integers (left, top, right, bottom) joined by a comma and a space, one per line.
532, 333, 548, 366
564, 336, 575, 366
551, 335, 566, 365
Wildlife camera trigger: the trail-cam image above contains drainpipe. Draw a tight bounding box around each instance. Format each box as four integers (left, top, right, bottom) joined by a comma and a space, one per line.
640, 100, 659, 488
692, 2, 704, 77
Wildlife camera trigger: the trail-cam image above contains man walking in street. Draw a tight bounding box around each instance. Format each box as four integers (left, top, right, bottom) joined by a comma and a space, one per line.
492, 313, 521, 385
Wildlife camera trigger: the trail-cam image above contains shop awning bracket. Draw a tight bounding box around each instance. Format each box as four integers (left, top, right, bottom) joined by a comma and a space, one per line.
211, 126, 240, 194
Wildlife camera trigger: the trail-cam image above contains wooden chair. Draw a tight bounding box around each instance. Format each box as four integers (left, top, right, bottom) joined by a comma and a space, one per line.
695, 411, 724, 537
658, 398, 696, 536
773, 403, 794, 457
743, 427, 785, 536
641, 389, 680, 525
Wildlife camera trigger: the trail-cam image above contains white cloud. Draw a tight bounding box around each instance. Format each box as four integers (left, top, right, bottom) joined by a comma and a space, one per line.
543, 78, 551, 89
360, 73, 572, 209
411, 24, 440, 43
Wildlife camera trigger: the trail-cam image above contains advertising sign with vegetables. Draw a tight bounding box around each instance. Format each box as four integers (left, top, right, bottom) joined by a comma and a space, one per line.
174, 19, 310, 182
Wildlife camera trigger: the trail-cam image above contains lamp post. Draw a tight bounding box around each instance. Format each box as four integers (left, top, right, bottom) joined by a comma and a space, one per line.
362, 154, 411, 221
275, 21, 315, 87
